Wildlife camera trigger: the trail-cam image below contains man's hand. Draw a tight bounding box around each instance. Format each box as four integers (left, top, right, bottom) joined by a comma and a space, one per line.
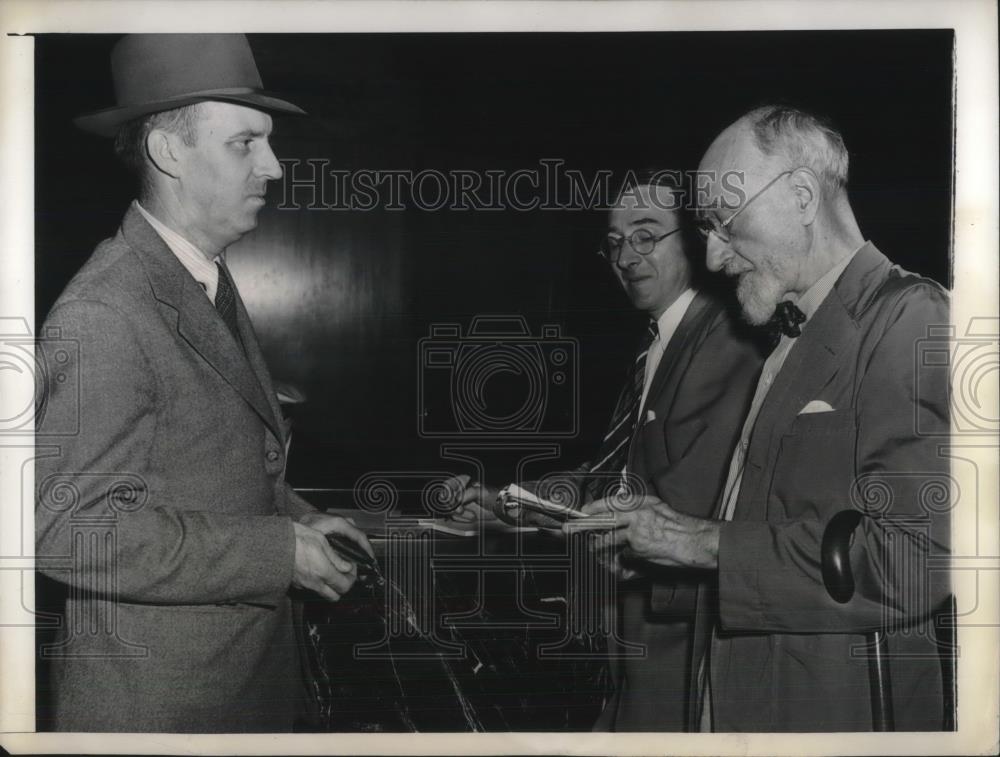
441, 474, 500, 523
292, 513, 374, 601
564, 494, 721, 570
591, 538, 642, 581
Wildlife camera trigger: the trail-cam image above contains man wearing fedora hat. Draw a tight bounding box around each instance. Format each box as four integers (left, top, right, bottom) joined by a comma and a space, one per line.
35, 34, 372, 732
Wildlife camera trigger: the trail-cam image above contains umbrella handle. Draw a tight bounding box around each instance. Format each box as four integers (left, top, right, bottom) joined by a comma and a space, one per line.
820, 509, 894, 731
821, 509, 863, 603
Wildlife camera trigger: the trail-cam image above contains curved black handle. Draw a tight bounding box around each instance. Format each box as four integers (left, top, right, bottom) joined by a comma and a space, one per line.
820, 508, 896, 731
821, 509, 863, 604
326, 533, 377, 570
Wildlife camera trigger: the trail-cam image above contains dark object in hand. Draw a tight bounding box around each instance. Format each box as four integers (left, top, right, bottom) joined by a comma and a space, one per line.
821, 509, 893, 731
325, 533, 377, 570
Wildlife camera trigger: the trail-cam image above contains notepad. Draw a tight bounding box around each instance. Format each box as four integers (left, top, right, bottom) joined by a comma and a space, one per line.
414, 518, 537, 536
496, 483, 591, 522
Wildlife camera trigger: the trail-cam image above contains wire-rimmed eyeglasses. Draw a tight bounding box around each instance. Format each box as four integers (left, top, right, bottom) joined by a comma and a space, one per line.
597, 226, 682, 263
695, 169, 793, 243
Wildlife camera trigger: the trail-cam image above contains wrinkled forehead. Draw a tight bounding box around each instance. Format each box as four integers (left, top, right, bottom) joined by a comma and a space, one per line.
698, 123, 772, 206
700, 122, 755, 172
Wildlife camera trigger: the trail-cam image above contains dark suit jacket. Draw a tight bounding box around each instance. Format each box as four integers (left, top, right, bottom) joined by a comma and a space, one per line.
35, 205, 317, 732
692, 243, 951, 731
592, 290, 765, 731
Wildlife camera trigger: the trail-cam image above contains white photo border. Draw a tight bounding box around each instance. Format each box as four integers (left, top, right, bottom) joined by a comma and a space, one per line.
2, 1, 997, 755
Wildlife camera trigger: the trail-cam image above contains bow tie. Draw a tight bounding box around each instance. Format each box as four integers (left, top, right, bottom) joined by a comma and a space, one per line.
768, 300, 806, 341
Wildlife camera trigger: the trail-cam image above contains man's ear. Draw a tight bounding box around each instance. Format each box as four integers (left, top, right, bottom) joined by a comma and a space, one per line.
145, 128, 182, 180
789, 167, 821, 225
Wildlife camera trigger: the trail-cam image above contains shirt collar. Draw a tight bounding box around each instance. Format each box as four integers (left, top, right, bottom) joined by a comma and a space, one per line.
793, 244, 864, 323
653, 288, 697, 342
134, 200, 220, 301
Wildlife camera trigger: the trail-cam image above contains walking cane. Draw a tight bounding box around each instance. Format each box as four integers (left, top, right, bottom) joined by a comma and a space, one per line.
821, 509, 894, 731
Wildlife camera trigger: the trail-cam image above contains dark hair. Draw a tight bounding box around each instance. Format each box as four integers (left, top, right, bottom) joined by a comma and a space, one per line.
610, 167, 708, 289
113, 103, 203, 199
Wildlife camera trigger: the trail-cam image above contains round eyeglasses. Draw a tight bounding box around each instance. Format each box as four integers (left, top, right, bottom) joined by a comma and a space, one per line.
597, 226, 682, 263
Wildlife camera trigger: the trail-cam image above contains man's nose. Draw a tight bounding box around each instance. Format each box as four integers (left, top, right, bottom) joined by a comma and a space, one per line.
705, 234, 732, 273
615, 243, 643, 270
257, 141, 283, 181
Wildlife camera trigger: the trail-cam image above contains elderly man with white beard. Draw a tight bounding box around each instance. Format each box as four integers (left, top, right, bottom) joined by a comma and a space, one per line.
569, 105, 951, 732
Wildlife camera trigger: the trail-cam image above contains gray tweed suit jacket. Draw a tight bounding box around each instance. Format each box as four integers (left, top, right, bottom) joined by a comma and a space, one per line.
36, 204, 317, 732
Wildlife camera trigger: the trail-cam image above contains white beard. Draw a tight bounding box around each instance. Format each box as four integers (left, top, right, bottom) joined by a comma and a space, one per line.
736, 267, 786, 325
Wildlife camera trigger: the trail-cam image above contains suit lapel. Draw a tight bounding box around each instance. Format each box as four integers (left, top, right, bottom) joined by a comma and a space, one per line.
639, 291, 714, 419
122, 206, 282, 441
233, 286, 286, 446
626, 292, 714, 472
736, 244, 890, 519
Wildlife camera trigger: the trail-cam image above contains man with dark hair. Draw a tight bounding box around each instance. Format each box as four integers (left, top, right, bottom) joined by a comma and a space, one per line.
112, 104, 204, 193
448, 173, 765, 730
35, 34, 372, 732
572, 105, 951, 731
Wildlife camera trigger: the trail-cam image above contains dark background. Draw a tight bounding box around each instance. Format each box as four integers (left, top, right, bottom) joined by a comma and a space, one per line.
35, 31, 954, 494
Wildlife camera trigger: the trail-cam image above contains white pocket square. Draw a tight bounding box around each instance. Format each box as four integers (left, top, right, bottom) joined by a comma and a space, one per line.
645, 410, 657, 423
799, 400, 834, 414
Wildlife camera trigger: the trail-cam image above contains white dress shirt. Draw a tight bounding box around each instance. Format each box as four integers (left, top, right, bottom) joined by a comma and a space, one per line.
135, 200, 221, 302
639, 287, 698, 414
615, 288, 697, 485
717, 247, 861, 522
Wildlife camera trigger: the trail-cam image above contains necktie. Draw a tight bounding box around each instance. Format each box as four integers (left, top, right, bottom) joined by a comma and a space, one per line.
214, 260, 242, 345
587, 319, 659, 498
766, 300, 806, 347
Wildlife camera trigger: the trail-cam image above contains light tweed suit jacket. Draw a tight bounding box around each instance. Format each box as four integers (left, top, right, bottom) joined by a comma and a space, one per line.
36, 205, 317, 732
690, 243, 951, 731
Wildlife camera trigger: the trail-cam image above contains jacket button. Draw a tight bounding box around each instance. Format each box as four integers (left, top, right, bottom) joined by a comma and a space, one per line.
266, 450, 280, 462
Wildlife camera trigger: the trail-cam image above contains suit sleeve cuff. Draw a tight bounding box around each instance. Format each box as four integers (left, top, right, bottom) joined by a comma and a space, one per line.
246, 515, 297, 603
717, 520, 767, 629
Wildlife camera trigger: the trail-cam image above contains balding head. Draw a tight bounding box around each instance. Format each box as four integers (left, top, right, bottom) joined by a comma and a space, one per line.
696, 105, 864, 324
699, 105, 850, 211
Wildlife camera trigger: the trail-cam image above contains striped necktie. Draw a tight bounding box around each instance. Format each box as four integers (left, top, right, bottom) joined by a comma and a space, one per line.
586, 319, 659, 497
214, 260, 243, 348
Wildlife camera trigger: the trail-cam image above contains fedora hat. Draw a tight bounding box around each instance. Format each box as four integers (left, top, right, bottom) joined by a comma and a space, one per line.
74, 34, 306, 137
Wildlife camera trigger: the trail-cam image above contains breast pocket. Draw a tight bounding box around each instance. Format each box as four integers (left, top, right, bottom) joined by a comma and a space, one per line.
770, 409, 857, 520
